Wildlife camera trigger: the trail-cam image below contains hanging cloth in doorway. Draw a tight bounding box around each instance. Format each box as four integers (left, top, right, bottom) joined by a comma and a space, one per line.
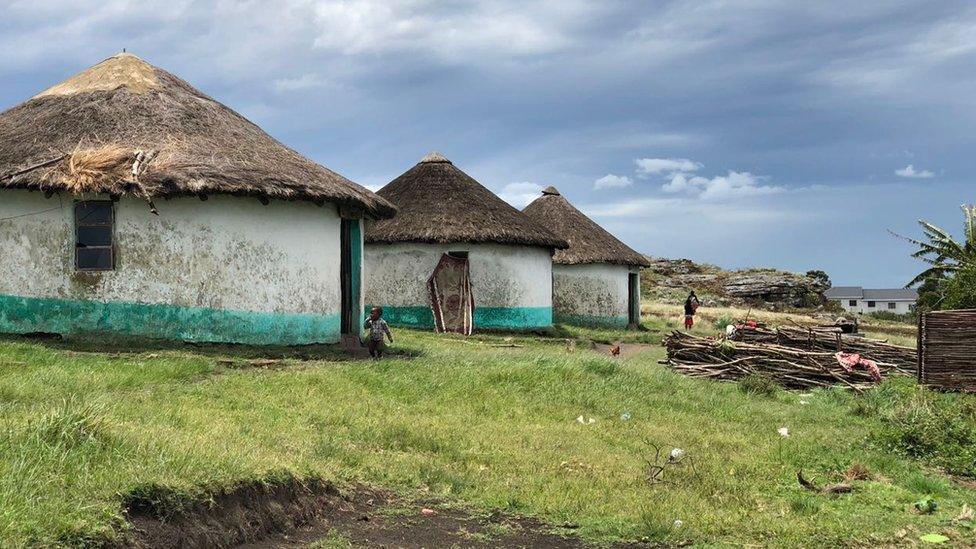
427, 253, 474, 335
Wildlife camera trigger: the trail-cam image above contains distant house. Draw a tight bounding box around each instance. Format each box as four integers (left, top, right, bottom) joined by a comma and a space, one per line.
824, 287, 918, 315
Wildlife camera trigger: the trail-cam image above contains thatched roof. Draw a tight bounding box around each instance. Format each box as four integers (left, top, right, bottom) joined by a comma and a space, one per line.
365, 153, 568, 249
522, 186, 649, 266
0, 53, 396, 218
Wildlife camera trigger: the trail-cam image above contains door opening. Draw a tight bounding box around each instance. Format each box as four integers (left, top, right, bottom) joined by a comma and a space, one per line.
627, 272, 640, 328
339, 219, 362, 337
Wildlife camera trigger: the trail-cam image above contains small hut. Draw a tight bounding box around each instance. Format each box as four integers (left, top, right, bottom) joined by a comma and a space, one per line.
0, 53, 395, 345
364, 153, 567, 331
523, 186, 649, 328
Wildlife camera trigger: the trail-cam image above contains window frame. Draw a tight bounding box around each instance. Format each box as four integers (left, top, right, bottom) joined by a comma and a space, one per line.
74, 200, 116, 272
888, 302, 897, 310
447, 250, 469, 259
866, 300, 876, 308
849, 300, 857, 307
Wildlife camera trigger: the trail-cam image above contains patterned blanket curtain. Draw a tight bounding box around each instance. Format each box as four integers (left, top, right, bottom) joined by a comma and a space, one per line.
427, 254, 474, 335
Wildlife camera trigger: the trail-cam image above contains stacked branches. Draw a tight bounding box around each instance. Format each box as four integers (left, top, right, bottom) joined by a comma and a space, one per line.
664, 331, 913, 392
733, 326, 916, 372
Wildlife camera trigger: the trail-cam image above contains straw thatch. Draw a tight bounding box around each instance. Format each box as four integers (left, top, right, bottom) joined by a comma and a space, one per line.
0, 53, 396, 218
522, 186, 649, 266
365, 153, 568, 248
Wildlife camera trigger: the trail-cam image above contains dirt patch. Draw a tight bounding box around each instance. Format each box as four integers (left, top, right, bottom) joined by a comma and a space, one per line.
120, 476, 344, 548
120, 477, 649, 549
594, 342, 657, 360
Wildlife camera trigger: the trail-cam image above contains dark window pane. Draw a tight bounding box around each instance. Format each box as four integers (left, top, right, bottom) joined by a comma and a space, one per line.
76, 248, 113, 270
76, 226, 112, 247
74, 202, 113, 225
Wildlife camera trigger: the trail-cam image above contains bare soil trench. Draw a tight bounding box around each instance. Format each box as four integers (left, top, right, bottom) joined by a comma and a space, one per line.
121, 477, 650, 548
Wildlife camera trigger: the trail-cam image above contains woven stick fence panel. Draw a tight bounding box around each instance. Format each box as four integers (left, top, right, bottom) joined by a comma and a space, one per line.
919, 309, 976, 392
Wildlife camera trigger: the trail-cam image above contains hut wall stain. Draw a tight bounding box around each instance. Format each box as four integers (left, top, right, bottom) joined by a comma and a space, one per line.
0, 190, 343, 344
364, 242, 554, 329
552, 263, 632, 327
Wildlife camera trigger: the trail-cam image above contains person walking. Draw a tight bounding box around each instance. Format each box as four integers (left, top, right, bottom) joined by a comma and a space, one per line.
364, 307, 394, 358
683, 291, 701, 330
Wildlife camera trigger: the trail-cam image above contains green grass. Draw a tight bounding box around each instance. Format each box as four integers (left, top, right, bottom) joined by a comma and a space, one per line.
0, 328, 973, 547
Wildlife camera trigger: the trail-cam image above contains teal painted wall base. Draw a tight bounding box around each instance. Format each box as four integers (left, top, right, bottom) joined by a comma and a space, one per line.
366, 305, 553, 330
553, 313, 630, 329
0, 294, 341, 345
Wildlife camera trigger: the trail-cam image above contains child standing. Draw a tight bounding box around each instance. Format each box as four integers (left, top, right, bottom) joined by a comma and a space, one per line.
364, 307, 394, 358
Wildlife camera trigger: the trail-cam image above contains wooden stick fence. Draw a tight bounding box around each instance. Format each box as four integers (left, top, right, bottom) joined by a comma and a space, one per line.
918, 309, 976, 392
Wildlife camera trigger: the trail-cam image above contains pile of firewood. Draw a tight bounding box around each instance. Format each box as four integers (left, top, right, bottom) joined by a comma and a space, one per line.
663, 331, 913, 391
731, 325, 916, 372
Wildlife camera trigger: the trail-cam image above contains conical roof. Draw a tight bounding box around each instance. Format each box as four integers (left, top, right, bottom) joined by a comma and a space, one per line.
0, 53, 396, 218
523, 186, 649, 266
365, 153, 567, 248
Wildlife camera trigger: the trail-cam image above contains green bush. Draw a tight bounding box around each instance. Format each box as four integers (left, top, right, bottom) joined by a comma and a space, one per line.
867, 311, 915, 323
858, 378, 976, 477
943, 266, 976, 310
738, 373, 779, 397
713, 314, 734, 331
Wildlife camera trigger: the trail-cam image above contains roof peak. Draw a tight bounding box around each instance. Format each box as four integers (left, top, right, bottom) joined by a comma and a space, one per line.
542, 186, 560, 196
419, 151, 451, 164
34, 52, 159, 99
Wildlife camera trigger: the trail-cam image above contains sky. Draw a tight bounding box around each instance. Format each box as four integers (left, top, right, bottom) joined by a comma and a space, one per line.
1, 1, 973, 287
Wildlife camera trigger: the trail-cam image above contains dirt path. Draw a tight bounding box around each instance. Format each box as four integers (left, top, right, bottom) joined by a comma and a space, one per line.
241, 486, 621, 548
593, 342, 658, 360
124, 477, 648, 548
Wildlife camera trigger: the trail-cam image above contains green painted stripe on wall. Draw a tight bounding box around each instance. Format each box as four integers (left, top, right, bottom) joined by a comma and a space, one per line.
366, 305, 553, 330
0, 294, 341, 345
554, 313, 630, 328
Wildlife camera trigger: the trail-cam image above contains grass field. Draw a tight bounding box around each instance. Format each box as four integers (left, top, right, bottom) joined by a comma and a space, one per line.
0, 313, 973, 547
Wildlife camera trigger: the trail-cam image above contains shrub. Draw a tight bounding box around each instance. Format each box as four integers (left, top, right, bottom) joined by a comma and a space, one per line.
943, 266, 976, 310
713, 314, 734, 331
858, 378, 976, 477
738, 373, 779, 397
867, 311, 915, 323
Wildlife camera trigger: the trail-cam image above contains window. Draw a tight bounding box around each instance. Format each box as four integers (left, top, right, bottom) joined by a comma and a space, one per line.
447, 251, 469, 259
849, 300, 857, 307
867, 301, 875, 308
888, 302, 897, 310
74, 201, 114, 271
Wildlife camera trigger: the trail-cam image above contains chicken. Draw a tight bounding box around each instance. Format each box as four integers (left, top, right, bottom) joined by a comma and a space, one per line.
609, 344, 621, 358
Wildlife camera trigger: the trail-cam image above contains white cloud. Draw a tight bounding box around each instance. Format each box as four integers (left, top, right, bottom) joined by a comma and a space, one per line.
635, 157, 701, 175
273, 73, 325, 92
498, 181, 544, 208
594, 174, 633, 189
895, 164, 935, 178
662, 170, 785, 200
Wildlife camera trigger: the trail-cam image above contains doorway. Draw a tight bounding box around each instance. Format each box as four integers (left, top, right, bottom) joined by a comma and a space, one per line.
628, 271, 640, 327
339, 219, 362, 337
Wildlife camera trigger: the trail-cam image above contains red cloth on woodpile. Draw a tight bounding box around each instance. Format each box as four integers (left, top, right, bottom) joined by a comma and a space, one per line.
427, 253, 474, 335
834, 352, 882, 381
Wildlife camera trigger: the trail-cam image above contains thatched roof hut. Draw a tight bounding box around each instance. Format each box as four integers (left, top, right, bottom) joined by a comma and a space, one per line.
363, 153, 566, 331
522, 186, 649, 267
0, 53, 395, 219
365, 153, 566, 248
522, 186, 647, 328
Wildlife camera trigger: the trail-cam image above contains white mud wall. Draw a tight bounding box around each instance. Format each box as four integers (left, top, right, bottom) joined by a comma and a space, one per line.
364, 242, 553, 309
0, 190, 343, 340
552, 263, 632, 321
